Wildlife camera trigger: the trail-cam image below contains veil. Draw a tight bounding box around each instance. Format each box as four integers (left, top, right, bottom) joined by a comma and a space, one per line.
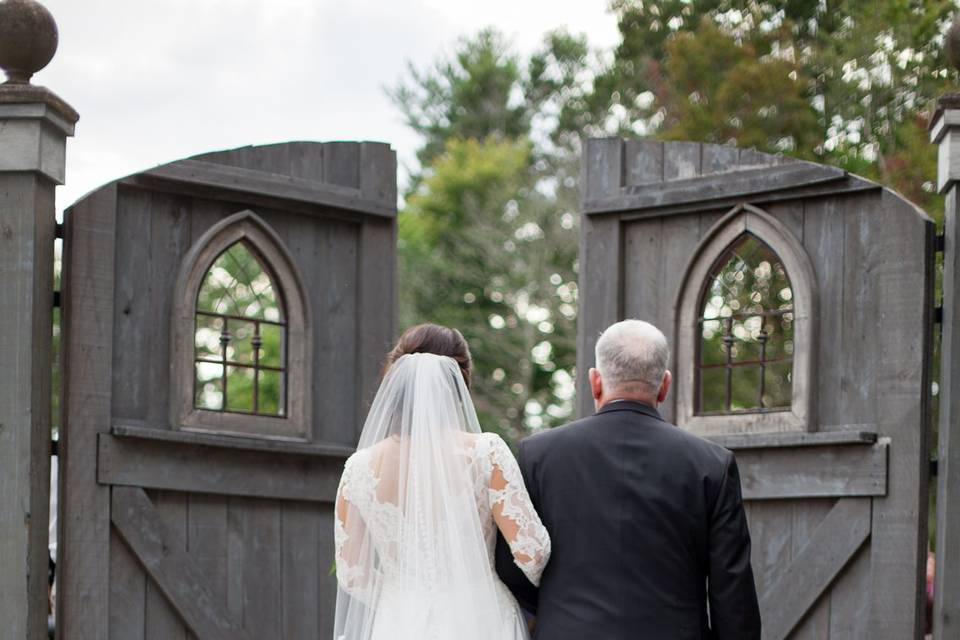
332, 353, 516, 640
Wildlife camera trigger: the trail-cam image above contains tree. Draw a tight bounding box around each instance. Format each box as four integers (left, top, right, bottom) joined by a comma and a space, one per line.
392, 31, 591, 440
592, 0, 956, 216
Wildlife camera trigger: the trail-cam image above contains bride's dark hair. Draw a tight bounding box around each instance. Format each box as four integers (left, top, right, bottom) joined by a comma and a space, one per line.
385, 323, 473, 388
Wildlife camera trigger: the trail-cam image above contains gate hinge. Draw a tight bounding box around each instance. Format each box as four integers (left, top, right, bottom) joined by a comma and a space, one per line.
53, 290, 61, 309
54, 222, 64, 240
931, 458, 939, 478
935, 233, 945, 253
935, 306, 944, 325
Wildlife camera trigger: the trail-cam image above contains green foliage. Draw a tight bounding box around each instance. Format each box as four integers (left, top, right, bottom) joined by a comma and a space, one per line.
393, 32, 588, 440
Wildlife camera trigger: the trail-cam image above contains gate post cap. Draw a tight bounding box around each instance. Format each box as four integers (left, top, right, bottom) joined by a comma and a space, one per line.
0, 0, 58, 85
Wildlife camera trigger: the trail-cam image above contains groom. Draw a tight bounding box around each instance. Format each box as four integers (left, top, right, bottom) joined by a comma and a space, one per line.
496, 320, 761, 639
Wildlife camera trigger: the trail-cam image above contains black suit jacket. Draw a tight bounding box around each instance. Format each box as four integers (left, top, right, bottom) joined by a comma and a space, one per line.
495, 401, 761, 640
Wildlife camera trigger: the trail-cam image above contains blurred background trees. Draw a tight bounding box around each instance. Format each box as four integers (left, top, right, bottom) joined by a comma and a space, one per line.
392, 1, 957, 443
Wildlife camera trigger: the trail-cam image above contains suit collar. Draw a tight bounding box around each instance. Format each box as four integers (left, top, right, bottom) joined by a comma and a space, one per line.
596, 399, 663, 421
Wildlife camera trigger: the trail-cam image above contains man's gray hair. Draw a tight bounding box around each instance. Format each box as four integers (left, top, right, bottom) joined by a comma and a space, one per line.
595, 319, 670, 393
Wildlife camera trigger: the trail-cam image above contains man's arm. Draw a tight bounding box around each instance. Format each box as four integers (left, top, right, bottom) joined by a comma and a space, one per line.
707, 454, 761, 639
494, 439, 540, 613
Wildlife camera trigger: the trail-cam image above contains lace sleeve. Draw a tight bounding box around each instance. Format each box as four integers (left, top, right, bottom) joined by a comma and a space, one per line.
487, 434, 551, 586
334, 455, 375, 602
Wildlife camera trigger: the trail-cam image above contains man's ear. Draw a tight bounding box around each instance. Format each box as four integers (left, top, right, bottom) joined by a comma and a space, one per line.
657, 370, 672, 404
589, 367, 603, 401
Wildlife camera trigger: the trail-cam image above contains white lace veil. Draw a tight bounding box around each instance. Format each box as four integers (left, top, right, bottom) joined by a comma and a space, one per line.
333, 353, 514, 640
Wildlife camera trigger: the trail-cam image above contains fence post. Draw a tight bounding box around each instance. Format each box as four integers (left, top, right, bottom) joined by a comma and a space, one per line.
0, 1, 78, 638
930, 39, 960, 636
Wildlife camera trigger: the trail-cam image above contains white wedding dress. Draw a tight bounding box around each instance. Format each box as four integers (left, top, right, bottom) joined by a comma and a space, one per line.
332, 354, 551, 640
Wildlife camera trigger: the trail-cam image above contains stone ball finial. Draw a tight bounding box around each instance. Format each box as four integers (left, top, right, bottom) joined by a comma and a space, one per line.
948, 17, 960, 74
0, 0, 59, 84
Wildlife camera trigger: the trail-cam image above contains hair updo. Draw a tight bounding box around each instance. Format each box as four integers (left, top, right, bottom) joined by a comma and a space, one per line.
384, 323, 473, 388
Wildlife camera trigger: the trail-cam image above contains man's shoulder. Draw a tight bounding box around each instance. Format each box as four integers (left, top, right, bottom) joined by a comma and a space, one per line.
521, 410, 733, 471
520, 415, 595, 456
656, 420, 734, 469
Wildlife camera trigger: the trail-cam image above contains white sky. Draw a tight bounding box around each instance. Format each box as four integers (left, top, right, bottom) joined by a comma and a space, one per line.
37, 0, 620, 213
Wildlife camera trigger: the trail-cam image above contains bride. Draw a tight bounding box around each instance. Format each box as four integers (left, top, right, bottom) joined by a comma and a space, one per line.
333, 324, 551, 640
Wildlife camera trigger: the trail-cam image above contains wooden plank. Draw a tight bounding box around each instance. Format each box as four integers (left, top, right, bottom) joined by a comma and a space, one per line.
317, 504, 338, 637
112, 423, 354, 458
583, 138, 624, 201
57, 183, 117, 640
322, 142, 361, 189
701, 144, 739, 176
788, 500, 834, 639
145, 491, 188, 640
98, 434, 344, 502
240, 499, 282, 638
698, 210, 725, 237
110, 487, 252, 640
865, 190, 934, 638
739, 147, 788, 167
759, 498, 871, 640
584, 162, 846, 214
577, 139, 624, 417
623, 139, 663, 186
735, 443, 887, 500
193, 142, 327, 181
657, 214, 701, 423
935, 185, 960, 638
745, 501, 793, 600
110, 188, 152, 422
617, 177, 879, 222
622, 219, 662, 326
359, 142, 397, 209
839, 194, 880, 429
707, 428, 877, 451
279, 213, 361, 445
286, 142, 326, 182
146, 192, 193, 428
827, 544, 871, 638
802, 196, 846, 430
225, 497, 245, 625
281, 502, 321, 639
355, 217, 397, 440
663, 141, 701, 180
0, 173, 54, 640
134, 158, 395, 218
109, 529, 146, 640
763, 199, 803, 242
186, 495, 228, 640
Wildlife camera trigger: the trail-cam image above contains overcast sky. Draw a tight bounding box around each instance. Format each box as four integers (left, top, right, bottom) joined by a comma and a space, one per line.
37, 0, 620, 213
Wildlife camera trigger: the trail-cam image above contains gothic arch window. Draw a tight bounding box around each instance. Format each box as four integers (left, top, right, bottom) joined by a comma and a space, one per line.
674, 204, 817, 436
171, 210, 312, 440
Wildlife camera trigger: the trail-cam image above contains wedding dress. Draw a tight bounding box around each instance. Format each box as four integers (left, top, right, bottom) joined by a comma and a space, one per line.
333, 353, 551, 640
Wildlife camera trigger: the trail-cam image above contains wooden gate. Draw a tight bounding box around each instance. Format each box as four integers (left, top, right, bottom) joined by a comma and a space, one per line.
577, 139, 933, 639
55, 142, 396, 639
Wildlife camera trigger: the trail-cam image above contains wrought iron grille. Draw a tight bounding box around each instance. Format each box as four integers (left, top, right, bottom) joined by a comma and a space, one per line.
193, 241, 286, 416
696, 233, 794, 415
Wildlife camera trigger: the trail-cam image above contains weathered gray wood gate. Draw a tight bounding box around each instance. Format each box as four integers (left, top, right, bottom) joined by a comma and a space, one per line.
55, 142, 396, 639
577, 139, 933, 639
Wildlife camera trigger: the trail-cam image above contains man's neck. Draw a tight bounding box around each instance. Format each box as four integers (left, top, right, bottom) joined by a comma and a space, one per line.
599, 395, 657, 410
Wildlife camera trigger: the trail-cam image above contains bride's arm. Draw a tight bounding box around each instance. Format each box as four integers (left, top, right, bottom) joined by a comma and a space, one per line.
334, 461, 375, 602
487, 435, 551, 586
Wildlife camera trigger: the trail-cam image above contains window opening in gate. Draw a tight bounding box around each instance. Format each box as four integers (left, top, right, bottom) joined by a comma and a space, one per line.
696, 233, 793, 415
194, 241, 286, 417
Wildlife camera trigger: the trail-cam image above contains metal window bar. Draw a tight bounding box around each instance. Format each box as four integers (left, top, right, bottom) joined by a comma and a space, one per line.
695, 234, 795, 416
194, 311, 287, 417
